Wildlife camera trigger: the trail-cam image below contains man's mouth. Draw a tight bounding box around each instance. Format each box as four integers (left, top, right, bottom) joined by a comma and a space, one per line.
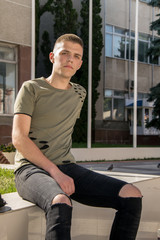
64, 65, 73, 69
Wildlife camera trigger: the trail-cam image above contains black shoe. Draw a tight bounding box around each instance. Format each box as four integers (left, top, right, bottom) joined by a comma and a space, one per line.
0, 194, 6, 207
0, 194, 11, 213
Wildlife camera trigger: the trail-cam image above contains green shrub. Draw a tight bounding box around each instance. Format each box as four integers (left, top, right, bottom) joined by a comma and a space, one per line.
0, 168, 16, 194
0, 143, 16, 152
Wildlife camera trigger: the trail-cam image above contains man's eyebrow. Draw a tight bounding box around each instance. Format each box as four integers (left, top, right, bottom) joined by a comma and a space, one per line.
75, 53, 82, 57
61, 50, 69, 52
61, 49, 82, 58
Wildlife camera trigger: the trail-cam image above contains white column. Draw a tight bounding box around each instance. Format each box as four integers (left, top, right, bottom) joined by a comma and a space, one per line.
31, 0, 35, 79
87, 0, 93, 148
133, 0, 139, 148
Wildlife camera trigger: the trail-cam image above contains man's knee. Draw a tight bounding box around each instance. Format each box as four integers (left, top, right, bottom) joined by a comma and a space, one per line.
119, 184, 142, 198
118, 184, 142, 217
52, 194, 72, 206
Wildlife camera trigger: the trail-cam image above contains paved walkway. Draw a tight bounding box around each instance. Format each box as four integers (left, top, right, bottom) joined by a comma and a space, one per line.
79, 159, 160, 175
79, 159, 160, 183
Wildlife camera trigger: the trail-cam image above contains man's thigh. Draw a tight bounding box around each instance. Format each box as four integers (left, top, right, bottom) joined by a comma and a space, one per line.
15, 164, 64, 212
59, 163, 127, 209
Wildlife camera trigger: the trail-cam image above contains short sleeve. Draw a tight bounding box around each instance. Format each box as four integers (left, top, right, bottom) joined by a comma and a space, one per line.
14, 81, 36, 117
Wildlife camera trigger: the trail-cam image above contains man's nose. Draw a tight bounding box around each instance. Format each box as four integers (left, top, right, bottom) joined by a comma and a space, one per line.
67, 54, 73, 62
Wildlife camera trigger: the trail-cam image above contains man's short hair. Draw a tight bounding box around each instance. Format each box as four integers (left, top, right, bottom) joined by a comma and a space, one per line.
53, 34, 84, 51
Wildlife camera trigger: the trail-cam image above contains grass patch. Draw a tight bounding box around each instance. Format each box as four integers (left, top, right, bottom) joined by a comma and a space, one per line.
72, 142, 132, 148
72, 142, 160, 148
0, 168, 16, 194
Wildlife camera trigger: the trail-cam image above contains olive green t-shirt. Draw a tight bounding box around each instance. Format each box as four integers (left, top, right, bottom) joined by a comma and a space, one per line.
14, 77, 86, 169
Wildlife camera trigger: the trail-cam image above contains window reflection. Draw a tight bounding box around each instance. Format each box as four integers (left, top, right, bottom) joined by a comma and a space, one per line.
105, 24, 159, 65
103, 98, 112, 120
138, 41, 148, 63
0, 46, 16, 114
126, 38, 135, 60
113, 36, 125, 58
104, 90, 125, 121
113, 98, 125, 121
105, 34, 112, 57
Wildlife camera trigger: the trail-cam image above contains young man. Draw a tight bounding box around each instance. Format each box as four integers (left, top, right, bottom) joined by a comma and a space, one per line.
12, 34, 142, 240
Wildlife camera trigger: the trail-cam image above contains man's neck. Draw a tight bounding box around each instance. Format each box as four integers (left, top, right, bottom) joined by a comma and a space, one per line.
45, 75, 72, 90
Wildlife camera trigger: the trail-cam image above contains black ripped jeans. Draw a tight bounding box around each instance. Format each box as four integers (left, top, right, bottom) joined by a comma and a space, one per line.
15, 163, 142, 240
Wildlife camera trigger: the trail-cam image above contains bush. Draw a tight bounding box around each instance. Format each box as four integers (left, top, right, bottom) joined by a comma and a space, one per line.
0, 143, 16, 152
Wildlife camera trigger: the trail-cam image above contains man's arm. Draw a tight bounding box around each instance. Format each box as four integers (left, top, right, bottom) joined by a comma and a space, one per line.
12, 114, 75, 196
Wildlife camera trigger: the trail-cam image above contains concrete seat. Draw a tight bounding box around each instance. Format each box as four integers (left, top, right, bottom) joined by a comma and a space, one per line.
0, 172, 160, 240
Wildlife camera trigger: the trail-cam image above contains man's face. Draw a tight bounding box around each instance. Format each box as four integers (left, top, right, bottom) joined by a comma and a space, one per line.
50, 41, 83, 79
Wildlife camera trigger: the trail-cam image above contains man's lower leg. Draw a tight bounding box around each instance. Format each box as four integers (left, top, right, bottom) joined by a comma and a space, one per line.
109, 197, 142, 240
45, 203, 72, 240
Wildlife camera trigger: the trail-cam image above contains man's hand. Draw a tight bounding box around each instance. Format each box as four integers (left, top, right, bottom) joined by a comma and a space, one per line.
51, 170, 75, 196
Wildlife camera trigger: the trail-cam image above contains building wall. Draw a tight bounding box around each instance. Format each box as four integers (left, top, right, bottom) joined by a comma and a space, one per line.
0, 0, 32, 144
106, 0, 157, 35
104, 0, 160, 91
105, 58, 160, 93
0, 0, 31, 46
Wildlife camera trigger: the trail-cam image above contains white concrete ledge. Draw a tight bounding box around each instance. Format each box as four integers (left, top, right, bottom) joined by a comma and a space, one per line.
71, 147, 160, 161
0, 174, 160, 240
1, 147, 160, 166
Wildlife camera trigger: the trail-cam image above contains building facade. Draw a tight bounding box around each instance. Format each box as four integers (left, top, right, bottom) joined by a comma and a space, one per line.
95, 0, 160, 145
0, 0, 32, 144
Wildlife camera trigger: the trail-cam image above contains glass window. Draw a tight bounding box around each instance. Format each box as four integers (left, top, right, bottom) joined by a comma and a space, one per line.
138, 41, 148, 63
113, 98, 125, 121
0, 46, 15, 61
113, 36, 125, 58
105, 34, 112, 57
139, 33, 149, 41
103, 98, 112, 120
144, 109, 149, 126
115, 27, 126, 35
126, 38, 135, 60
105, 89, 113, 97
127, 109, 132, 126
103, 90, 125, 121
140, 0, 151, 3
137, 109, 142, 126
106, 25, 113, 33
137, 92, 148, 99
0, 45, 17, 114
127, 31, 135, 38
114, 90, 124, 97
105, 25, 159, 65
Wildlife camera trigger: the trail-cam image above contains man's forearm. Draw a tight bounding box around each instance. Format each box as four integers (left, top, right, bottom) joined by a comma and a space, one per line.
13, 134, 59, 176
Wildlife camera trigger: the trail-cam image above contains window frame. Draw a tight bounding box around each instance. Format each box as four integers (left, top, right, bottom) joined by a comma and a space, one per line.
105, 24, 160, 65
0, 43, 18, 115
103, 89, 125, 121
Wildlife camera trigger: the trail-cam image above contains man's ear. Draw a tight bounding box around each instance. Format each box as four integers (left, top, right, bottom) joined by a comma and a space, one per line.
49, 52, 54, 63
